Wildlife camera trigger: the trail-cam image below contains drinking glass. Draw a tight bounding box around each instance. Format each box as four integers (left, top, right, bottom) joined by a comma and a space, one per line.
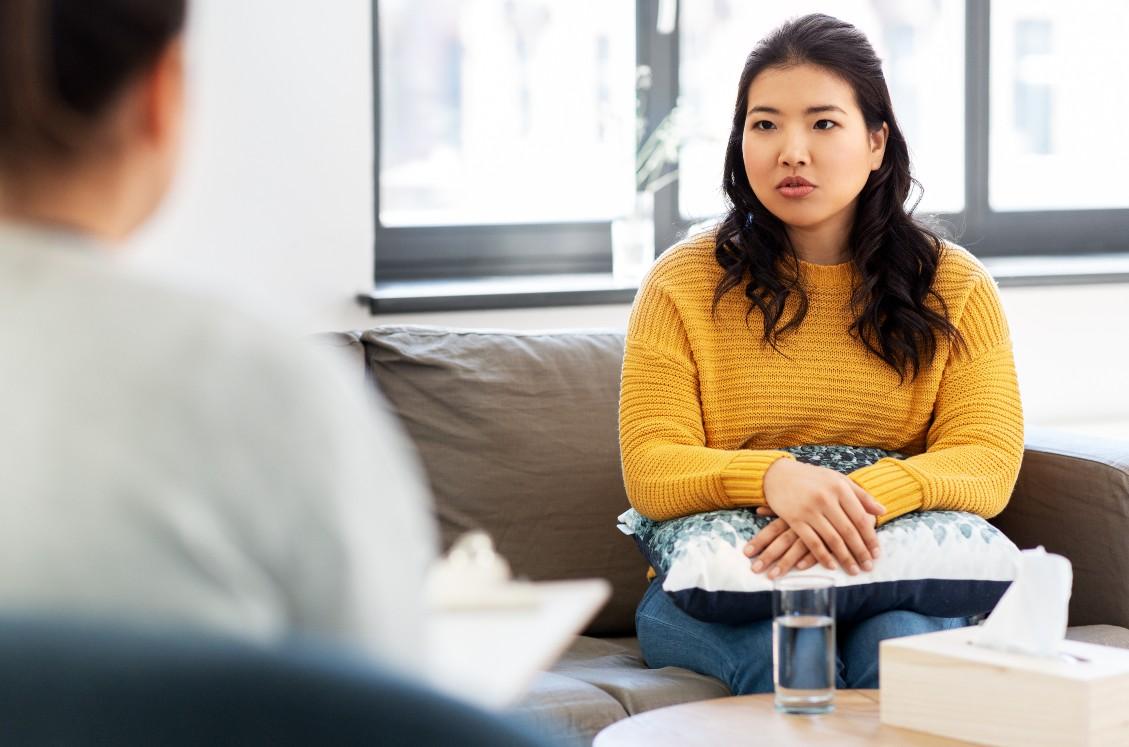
772, 575, 836, 714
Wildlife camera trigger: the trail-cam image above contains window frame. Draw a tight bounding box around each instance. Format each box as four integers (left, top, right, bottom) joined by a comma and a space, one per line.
369, 0, 1129, 298
370, 1, 640, 282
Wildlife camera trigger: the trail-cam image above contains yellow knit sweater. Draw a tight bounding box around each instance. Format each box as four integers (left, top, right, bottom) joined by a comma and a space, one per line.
619, 232, 1024, 526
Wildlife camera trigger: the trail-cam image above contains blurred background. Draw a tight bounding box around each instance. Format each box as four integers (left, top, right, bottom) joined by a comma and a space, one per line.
133, 0, 1129, 439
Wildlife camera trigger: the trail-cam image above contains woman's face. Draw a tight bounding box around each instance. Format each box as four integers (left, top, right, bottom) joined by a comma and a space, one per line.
741, 63, 887, 234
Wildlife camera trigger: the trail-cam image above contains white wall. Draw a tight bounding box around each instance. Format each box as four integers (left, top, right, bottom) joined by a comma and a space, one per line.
1001, 283, 1129, 435
131, 0, 378, 331
127, 2, 1129, 439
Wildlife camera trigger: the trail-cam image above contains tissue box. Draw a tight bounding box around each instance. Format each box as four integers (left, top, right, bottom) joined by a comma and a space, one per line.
880, 627, 1129, 747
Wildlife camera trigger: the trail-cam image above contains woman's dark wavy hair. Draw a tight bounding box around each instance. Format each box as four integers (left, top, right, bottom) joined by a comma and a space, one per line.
0, 0, 187, 173
713, 13, 964, 384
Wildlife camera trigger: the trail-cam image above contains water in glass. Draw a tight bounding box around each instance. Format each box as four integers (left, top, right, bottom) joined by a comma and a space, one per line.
772, 613, 835, 713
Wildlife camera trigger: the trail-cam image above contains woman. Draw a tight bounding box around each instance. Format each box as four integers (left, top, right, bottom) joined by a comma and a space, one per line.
0, 0, 435, 674
620, 13, 1023, 693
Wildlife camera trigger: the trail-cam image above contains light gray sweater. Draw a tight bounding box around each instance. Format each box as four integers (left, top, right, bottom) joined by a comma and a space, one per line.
0, 224, 436, 673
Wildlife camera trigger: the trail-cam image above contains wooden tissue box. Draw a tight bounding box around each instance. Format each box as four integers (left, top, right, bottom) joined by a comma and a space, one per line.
880, 626, 1129, 747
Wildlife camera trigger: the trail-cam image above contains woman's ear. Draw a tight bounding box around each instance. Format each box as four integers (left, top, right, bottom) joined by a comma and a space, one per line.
141, 37, 186, 152
869, 122, 889, 171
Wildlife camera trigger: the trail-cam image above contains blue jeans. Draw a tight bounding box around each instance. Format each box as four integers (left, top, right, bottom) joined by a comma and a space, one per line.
636, 580, 971, 694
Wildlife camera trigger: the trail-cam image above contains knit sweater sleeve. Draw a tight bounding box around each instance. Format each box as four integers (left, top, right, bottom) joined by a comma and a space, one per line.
848, 271, 1025, 524
619, 275, 795, 521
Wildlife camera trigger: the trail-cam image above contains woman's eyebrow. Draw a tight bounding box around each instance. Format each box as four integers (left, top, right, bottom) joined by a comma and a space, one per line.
746, 104, 848, 118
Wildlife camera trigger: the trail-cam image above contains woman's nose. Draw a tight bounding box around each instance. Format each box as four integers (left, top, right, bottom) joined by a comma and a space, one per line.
779, 134, 810, 167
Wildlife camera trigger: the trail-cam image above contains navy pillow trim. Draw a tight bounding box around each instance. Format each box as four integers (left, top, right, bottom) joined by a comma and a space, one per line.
664, 576, 1012, 626
631, 533, 657, 571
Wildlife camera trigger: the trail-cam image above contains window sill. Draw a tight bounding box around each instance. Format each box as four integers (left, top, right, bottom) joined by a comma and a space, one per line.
356, 273, 640, 313
981, 252, 1129, 287
357, 253, 1129, 314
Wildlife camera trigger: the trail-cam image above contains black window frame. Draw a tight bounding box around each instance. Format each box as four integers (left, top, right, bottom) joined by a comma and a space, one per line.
368, 0, 1129, 300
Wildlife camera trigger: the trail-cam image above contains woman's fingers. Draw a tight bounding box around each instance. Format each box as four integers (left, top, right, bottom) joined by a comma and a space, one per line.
850, 481, 886, 518
796, 551, 817, 571
753, 463, 888, 576
811, 510, 869, 575
763, 535, 810, 579
749, 527, 798, 573
847, 482, 883, 558
743, 517, 788, 558
791, 522, 837, 571
838, 491, 879, 566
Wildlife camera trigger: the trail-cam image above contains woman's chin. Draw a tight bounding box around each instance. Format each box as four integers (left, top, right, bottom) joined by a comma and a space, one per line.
769, 210, 831, 230
767, 202, 855, 232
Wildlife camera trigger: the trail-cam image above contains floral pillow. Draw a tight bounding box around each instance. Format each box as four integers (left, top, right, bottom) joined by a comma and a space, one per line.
617, 445, 1021, 625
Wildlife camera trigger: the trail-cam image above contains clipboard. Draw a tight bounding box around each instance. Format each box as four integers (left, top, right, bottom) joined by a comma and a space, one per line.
424, 578, 611, 709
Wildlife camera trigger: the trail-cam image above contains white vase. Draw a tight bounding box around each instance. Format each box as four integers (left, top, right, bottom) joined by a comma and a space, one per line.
611, 191, 656, 284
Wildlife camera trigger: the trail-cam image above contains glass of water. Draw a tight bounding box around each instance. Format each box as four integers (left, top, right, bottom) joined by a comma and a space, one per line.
772, 575, 836, 714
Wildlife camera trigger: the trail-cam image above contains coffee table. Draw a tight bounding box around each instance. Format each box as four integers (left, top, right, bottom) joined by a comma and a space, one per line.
593, 689, 972, 746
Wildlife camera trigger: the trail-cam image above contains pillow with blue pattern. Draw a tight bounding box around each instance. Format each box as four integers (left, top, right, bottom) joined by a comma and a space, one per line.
617, 445, 1021, 625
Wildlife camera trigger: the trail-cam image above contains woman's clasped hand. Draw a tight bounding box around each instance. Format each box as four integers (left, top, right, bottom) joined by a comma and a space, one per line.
743, 458, 886, 578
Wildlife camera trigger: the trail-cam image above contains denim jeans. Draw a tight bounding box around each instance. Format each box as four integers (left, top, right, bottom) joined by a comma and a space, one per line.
635, 580, 971, 694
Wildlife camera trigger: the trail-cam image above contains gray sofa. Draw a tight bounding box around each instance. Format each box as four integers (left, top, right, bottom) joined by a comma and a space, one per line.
326, 325, 1129, 746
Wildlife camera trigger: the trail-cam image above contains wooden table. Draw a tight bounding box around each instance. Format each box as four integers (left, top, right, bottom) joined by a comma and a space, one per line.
594, 690, 974, 746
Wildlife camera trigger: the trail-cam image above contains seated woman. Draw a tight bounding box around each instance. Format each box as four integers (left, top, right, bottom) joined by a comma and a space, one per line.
620, 13, 1023, 693
0, 0, 435, 674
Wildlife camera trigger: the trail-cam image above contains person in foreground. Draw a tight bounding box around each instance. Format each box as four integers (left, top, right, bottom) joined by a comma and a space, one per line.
619, 14, 1024, 693
0, 0, 435, 675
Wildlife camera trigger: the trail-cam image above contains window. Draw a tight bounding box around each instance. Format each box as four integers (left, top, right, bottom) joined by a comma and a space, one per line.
369, 0, 1129, 307
379, 0, 635, 227
989, 1, 1129, 211
678, 2, 965, 219
373, 0, 637, 282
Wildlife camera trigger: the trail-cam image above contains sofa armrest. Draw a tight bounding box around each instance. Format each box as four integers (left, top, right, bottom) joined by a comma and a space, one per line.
990, 427, 1129, 628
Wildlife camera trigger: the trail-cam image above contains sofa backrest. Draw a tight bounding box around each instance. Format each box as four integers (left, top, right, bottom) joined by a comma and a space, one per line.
350, 325, 647, 637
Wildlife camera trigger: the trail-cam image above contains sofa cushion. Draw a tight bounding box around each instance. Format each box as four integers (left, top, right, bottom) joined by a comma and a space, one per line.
512, 635, 728, 746
1065, 624, 1129, 649
511, 671, 627, 747
361, 326, 646, 636
551, 636, 728, 714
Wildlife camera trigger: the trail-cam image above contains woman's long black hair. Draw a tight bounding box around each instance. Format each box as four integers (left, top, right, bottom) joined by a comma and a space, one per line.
713, 13, 964, 384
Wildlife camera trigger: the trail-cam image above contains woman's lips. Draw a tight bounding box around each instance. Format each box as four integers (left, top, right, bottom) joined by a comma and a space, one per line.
778, 185, 815, 199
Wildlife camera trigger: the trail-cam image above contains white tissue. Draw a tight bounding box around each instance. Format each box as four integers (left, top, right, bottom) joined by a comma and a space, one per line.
975, 546, 1073, 657
426, 530, 539, 611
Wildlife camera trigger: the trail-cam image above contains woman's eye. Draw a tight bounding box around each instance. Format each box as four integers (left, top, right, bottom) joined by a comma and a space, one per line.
814, 119, 837, 130
752, 120, 775, 131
